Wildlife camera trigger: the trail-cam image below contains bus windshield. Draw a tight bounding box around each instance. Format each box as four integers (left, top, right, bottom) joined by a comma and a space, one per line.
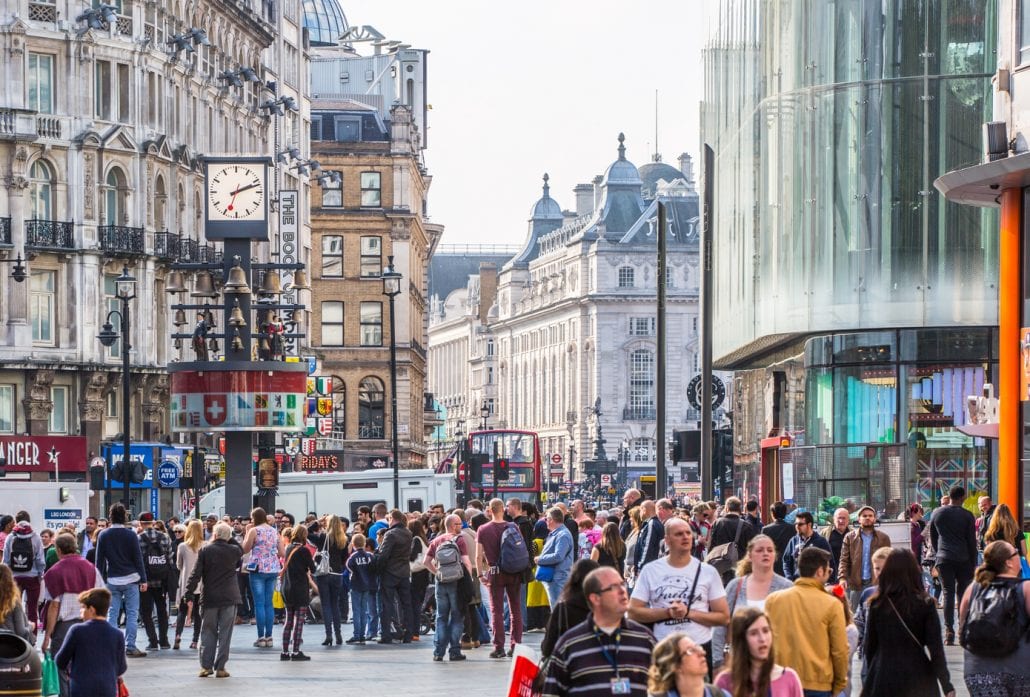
470, 431, 536, 464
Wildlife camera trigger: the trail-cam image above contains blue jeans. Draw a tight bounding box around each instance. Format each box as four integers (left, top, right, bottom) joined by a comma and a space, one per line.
543, 578, 565, 609
433, 581, 464, 658
803, 691, 832, 697
107, 582, 140, 650
352, 589, 377, 640
249, 572, 278, 639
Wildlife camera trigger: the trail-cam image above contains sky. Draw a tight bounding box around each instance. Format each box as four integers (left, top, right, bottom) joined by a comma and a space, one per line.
342, 0, 708, 247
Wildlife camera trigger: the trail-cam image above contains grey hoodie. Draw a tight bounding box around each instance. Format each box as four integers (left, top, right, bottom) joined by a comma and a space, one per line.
2, 522, 46, 577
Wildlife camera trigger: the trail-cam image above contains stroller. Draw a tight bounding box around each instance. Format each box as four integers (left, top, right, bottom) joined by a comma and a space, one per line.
419, 579, 436, 636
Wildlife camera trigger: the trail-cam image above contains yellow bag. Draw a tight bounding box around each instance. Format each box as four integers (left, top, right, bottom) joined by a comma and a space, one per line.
272, 589, 285, 609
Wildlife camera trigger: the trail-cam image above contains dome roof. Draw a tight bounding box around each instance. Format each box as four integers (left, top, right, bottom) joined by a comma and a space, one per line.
602, 133, 641, 186
302, 0, 349, 47
529, 173, 563, 219
638, 159, 685, 199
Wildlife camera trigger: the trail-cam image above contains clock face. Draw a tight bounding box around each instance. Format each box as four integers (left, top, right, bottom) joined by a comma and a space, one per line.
687, 374, 726, 411
207, 163, 266, 221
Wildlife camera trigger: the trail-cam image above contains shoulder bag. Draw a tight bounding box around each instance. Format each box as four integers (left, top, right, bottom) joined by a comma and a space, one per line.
278, 545, 301, 596
885, 596, 932, 661
410, 536, 427, 574
313, 536, 332, 577
534, 533, 571, 583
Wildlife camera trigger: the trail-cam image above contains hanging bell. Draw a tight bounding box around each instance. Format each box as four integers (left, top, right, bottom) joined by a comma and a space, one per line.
166, 271, 188, 294
259, 337, 271, 354
231, 328, 244, 351
223, 256, 252, 295
191, 271, 218, 298
203, 305, 215, 327
258, 271, 282, 296
173, 309, 187, 326
291, 269, 310, 290
173, 338, 182, 350
228, 299, 247, 327
208, 337, 219, 353
292, 308, 304, 324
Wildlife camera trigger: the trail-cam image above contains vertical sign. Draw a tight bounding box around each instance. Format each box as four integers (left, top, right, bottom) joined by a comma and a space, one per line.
279, 190, 299, 356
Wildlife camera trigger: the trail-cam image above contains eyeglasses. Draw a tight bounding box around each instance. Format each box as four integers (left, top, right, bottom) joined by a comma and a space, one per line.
1010, 551, 1021, 560
595, 582, 628, 595
680, 646, 706, 658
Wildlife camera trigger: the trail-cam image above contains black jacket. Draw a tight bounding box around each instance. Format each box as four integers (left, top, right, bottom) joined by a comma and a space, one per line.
540, 594, 590, 657
282, 542, 316, 607
376, 522, 413, 579
185, 539, 242, 608
930, 504, 977, 566
709, 513, 756, 559
761, 519, 795, 577
619, 497, 643, 540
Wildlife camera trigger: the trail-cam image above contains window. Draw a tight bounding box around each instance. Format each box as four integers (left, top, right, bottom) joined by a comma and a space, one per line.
321, 236, 343, 277
49, 386, 68, 433
0, 385, 14, 433
487, 339, 494, 356
95, 60, 111, 119
106, 390, 118, 418
1022, 0, 1030, 64
631, 437, 654, 462
321, 301, 343, 346
359, 302, 382, 346
487, 366, 494, 384
28, 53, 54, 114
103, 275, 122, 357
310, 116, 322, 141
30, 270, 55, 345
360, 236, 382, 277
29, 161, 53, 221
358, 376, 385, 439
117, 63, 129, 121
618, 266, 635, 288
629, 317, 655, 336
335, 116, 361, 142
321, 172, 342, 207
628, 349, 655, 419
331, 376, 346, 433
360, 171, 381, 207
104, 168, 126, 225
665, 266, 673, 288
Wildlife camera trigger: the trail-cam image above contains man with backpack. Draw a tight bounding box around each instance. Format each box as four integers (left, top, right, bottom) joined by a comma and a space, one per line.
424, 514, 472, 662
930, 485, 978, 645
707, 497, 756, 585
136, 512, 174, 650
476, 498, 527, 658
2, 510, 46, 627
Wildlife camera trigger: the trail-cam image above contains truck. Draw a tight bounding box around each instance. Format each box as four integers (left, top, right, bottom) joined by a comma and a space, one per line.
199, 468, 456, 520
0, 482, 91, 531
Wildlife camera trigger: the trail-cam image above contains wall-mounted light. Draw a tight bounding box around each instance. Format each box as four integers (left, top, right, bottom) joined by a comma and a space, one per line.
260, 95, 300, 117
218, 70, 243, 88
76, 3, 118, 30
168, 27, 208, 61
317, 171, 341, 187
239, 67, 261, 83
276, 147, 301, 163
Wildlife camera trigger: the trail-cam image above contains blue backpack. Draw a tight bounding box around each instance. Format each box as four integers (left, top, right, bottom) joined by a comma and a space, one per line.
498, 523, 530, 574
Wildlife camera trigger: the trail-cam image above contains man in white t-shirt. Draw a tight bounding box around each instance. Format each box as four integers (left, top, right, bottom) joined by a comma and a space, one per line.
628, 516, 729, 678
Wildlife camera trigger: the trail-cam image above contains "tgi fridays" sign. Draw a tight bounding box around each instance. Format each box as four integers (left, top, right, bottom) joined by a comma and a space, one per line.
0, 436, 88, 473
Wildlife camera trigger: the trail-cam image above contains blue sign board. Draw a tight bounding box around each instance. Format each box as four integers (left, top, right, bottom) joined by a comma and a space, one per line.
101, 444, 188, 489
157, 461, 180, 488
149, 489, 159, 517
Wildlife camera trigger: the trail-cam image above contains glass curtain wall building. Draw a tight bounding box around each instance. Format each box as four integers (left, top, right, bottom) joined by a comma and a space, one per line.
703, 1, 999, 511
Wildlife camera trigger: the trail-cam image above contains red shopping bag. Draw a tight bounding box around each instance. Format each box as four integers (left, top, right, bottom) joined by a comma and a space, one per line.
507, 644, 541, 697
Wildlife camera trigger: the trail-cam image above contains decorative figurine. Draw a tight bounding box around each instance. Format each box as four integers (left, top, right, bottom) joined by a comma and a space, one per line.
192, 315, 210, 361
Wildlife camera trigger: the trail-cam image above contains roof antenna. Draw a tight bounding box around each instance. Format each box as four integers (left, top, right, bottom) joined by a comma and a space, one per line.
653, 89, 661, 163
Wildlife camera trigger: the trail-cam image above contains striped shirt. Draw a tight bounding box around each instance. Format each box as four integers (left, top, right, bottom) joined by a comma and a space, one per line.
542, 615, 655, 697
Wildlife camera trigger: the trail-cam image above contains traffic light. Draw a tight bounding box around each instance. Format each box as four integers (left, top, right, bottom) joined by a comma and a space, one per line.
467, 453, 488, 484
130, 460, 146, 484
111, 459, 127, 484
496, 458, 510, 481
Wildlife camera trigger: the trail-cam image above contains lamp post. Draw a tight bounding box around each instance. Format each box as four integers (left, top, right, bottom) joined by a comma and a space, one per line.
480, 400, 489, 431
97, 265, 136, 513
620, 439, 630, 492
0, 254, 27, 283
382, 256, 402, 509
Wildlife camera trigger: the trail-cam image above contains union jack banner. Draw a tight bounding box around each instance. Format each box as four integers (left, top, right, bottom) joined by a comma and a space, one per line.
435, 445, 458, 474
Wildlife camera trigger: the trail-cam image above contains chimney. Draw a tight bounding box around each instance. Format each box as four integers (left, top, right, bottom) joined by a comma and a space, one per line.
678, 153, 696, 192
592, 175, 603, 211
478, 263, 498, 323
574, 183, 594, 217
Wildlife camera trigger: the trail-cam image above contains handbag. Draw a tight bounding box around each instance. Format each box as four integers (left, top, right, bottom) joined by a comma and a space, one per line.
886, 596, 932, 661
41, 652, 59, 697
116, 677, 129, 697
272, 588, 285, 610
531, 602, 567, 695
314, 537, 332, 577
410, 537, 427, 574
534, 564, 555, 583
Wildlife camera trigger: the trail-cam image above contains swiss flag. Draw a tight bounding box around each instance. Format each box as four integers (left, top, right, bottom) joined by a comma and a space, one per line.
204, 394, 227, 427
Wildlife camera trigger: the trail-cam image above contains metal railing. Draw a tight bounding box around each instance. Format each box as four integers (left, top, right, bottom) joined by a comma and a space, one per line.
623, 406, 656, 421
0, 217, 10, 244
358, 425, 385, 440
154, 230, 179, 260
177, 238, 199, 261
26, 219, 74, 248
28, 1, 57, 21
98, 225, 144, 254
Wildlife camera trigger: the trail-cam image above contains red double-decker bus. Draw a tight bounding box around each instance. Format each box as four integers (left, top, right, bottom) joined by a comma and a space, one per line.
455, 429, 541, 505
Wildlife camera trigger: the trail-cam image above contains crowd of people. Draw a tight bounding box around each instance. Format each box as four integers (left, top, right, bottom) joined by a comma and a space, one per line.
0, 483, 1028, 696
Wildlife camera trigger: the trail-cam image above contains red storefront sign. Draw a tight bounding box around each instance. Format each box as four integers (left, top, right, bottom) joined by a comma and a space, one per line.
0, 436, 88, 473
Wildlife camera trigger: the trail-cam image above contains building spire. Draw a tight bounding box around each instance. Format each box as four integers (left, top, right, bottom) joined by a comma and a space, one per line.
617, 132, 626, 161
542, 172, 550, 198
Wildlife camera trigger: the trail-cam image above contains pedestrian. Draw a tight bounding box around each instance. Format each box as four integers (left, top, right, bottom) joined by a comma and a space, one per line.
184, 521, 243, 677
713, 607, 803, 697
649, 631, 732, 697
2, 511, 46, 628
136, 511, 174, 651
744, 500, 763, 532
0, 563, 34, 642
173, 519, 204, 651
819, 508, 851, 584
456, 509, 486, 647
279, 523, 317, 661
860, 549, 953, 697
40, 528, 57, 570
477, 498, 525, 658
535, 506, 576, 609
975, 496, 996, 558
708, 497, 758, 585
711, 534, 792, 671
624, 506, 644, 587
93, 504, 148, 657
241, 507, 285, 649
837, 505, 891, 610
629, 517, 729, 678
373, 509, 414, 644
54, 588, 126, 697
853, 545, 893, 675
540, 559, 599, 658
542, 566, 655, 696
764, 547, 849, 697
423, 513, 472, 662
782, 511, 833, 581
314, 514, 348, 646
958, 540, 1030, 696
526, 534, 552, 631
761, 502, 795, 577
983, 503, 1027, 557
345, 533, 376, 644
909, 503, 927, 558
76, 517, 98, 560
590, 521, 626, 574
929, 485, 978, 645
634, 500, 665, 574
620, 488, 644, 540
408, 518, 431, 643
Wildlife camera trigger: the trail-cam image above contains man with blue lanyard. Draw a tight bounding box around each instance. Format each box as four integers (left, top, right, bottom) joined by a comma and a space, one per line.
542, 566, 655, 696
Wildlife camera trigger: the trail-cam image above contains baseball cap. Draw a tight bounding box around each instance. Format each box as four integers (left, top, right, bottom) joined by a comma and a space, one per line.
856, 505, 876, 517
205, 514, 218, 521
138, 512, 155, 522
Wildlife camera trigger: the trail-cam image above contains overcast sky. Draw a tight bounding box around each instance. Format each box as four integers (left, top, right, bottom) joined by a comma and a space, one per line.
342, 0, 707, 247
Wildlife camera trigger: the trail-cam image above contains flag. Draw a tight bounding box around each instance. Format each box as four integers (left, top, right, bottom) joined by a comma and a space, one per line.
435, 445, 458, 474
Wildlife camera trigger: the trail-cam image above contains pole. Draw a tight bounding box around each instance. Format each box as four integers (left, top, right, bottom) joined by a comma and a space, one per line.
492, 440, 499, 501
193, 438, 202, 521
700, 144, 715, 500
388, 291, 400, 510
121, 301, 131, 513
656, 201, 667, 498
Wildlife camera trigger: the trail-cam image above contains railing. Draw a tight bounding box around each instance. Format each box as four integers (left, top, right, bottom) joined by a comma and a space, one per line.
35, 115, 62, 139
26, 219, 74, 248
622, 406, 657, 421
177, 238, 199, 261
0, 111, 15, 137
154, 230, 180, 260
28, 1, 57, 21
115, 15, 132, 35
358, 425, 385, 440
197, 244, 220, 263
98, 225, 144, 254
0, 218, 10, 244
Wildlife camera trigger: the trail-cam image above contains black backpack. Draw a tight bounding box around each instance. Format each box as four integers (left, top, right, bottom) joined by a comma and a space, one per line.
960, 578, 1026, 657
142, 535, 170, 586
8, 536, 34, 574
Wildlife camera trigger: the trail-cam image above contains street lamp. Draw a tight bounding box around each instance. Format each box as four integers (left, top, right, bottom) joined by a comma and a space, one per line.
97, 265, 136, 513
620, 439, 630, 491
382, 255, 402, 509
480, 400, 489, 430
0, 254, 27, 283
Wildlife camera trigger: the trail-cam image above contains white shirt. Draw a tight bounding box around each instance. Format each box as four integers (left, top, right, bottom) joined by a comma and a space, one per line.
630, 556, 726, 644
42, 567, 105, 622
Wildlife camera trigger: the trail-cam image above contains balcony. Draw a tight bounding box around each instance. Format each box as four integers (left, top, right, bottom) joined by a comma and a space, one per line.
177, 238, 199, 261
28, 1, 57, 22
154, 230, 180, 260
0, 217, 10, 245
623, 406, 657, 421
359, 425, 385, 439
98, 225, 144, 255
26, 219, 74, 249
35, 115, 62, 139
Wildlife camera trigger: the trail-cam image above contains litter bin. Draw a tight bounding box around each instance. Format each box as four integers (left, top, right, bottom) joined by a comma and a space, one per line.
0, 631, 41, 696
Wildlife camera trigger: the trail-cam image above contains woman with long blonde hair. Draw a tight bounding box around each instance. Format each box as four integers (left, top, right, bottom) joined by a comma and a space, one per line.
984, 503, 1027, 557
0, 564, 33, 642
624, 506, 644, 587
173, 519, 205, 650
314, 514, 350, 645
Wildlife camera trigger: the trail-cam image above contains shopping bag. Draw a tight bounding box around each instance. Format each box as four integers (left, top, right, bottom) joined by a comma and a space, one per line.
272, 589, 285, 610
507, 644, 541, 697
41, 652, 59, 697
117, 677, 129, 697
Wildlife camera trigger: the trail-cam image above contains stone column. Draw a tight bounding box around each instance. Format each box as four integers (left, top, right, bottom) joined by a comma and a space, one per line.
78, 371, 110, 454
141, 374, 168, 441
5, 152, 30, 345
23, 369, 55, 435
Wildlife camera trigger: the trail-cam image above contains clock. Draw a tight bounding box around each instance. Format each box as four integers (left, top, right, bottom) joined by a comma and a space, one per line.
203, 157, 272, 240
687, 374, 726, 411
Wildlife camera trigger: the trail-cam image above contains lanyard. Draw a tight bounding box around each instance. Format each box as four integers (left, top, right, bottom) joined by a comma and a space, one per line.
592, 624, 621, 677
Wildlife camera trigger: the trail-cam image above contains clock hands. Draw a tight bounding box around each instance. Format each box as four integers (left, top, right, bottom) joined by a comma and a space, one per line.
226, 180, 261, 212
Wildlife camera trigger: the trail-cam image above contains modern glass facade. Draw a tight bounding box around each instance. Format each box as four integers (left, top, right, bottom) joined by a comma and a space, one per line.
703, 0, 999, 364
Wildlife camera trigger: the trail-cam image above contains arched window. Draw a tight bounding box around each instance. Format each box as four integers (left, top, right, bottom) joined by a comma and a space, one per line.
104, 168, 127, 225
331, 375, 346, 434
628, 349, 655, 419
29, 161, 53, 221
358, 376, 385, 439
154, 175, 167, 230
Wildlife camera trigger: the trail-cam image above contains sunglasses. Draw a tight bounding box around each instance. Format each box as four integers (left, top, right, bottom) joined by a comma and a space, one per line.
680, 646, 706, 658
